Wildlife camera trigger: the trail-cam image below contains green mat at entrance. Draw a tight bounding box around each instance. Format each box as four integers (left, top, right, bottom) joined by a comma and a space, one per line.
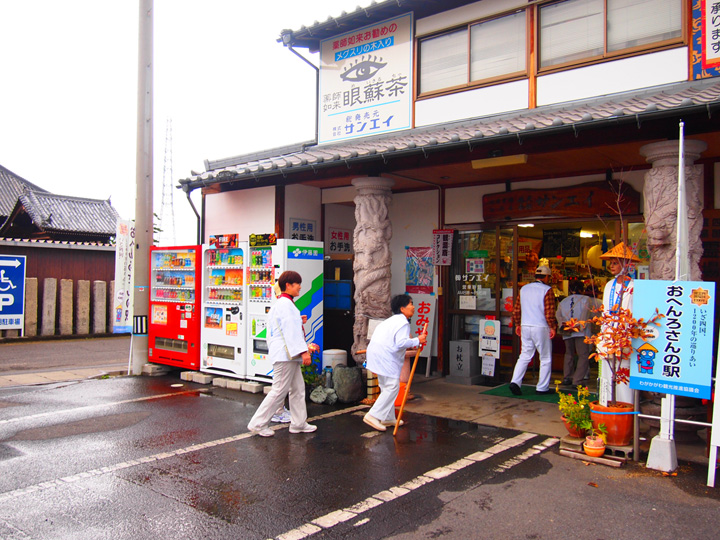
479, 384, 597, 404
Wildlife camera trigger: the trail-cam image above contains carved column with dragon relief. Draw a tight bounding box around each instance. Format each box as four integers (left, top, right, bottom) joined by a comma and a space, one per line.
639, 140, 706, 281
351, 177, 394, 358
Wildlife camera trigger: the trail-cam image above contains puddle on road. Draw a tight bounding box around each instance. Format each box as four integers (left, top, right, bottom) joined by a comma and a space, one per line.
5, 411, 152, 441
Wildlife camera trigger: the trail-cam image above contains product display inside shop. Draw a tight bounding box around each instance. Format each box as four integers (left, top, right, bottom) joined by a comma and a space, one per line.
451, 222, 649, 345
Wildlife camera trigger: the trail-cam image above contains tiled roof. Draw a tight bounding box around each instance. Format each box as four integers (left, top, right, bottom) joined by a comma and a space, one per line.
14, 191, 120, 235
0, 165, 48, 221
181, 78, 720, 191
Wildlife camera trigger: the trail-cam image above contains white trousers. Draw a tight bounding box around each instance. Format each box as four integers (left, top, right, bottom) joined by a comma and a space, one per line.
367, 374, 399, 423
248, 360, 307, 431
511, 325, 552, 391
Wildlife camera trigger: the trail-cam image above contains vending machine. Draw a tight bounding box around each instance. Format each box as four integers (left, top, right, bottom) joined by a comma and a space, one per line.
246, 238, 324, 382
148, 245, 201, 370
200, 235, 248, 378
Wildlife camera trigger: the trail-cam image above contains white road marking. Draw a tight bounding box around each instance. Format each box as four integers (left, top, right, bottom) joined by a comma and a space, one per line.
0, 398, 559, 540
0, 389, 211, 426
273, 434, 559, 540
0, 404, 369, 502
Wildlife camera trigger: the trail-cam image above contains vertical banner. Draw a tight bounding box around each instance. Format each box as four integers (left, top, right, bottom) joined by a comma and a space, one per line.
631, 280, 715, 399
432, 229, 454, 265
408, 293, 436, 363
0, 254, 26, 332
405, 247, 434, 294
318, 13, 413, 144
113, 220, 135, 333
693, 0, 720, 78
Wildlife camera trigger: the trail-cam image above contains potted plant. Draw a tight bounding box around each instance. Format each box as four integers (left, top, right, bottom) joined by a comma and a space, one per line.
583, 423, 608, 457
556, 384, 592, 439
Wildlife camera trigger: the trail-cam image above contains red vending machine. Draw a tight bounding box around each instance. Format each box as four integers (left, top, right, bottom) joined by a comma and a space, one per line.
148, 245, 201, 370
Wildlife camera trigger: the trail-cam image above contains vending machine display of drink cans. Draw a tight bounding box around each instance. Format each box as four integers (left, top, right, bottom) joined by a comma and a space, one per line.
246, 239, 324, 382
200, 240, 248, 378
148, 245, 201, 370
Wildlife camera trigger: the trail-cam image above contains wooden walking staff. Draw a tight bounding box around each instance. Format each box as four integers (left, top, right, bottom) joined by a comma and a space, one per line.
394, 323, 428, 437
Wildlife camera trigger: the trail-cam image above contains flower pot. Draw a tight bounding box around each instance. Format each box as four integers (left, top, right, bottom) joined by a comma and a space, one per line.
589, 400, 634, 446
561, 416, 586, 438
583, 436, 606, 457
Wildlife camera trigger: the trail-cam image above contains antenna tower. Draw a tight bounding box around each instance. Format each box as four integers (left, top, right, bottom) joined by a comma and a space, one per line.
158, 118, 176, 245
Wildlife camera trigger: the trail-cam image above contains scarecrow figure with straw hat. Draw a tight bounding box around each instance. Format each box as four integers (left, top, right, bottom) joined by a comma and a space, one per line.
597, 241, 641, 405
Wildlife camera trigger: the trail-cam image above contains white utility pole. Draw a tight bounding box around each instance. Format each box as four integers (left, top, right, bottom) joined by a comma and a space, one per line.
131, 0, 154, 375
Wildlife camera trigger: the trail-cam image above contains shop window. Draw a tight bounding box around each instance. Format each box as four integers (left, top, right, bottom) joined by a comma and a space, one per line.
418, 10, 527, 95
539, 0, 682, 69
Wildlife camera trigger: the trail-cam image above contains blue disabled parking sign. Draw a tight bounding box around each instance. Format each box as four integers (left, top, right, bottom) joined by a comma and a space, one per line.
0, 255, 26, 332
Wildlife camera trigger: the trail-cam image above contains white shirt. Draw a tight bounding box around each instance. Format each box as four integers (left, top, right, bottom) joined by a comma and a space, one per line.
366, 314, 420, 378
267, 296, 307, 363
557, 294, 599, 339
519, 281, 551, 327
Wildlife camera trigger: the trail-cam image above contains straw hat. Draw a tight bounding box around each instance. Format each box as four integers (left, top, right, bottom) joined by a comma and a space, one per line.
599, 242, 640, 262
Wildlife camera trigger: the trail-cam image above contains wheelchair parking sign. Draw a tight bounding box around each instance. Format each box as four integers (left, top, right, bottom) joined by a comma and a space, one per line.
0, 255, 26, 332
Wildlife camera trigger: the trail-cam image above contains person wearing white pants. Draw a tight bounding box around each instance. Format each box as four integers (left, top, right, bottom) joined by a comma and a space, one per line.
363, 294, 427, 432
247, 271, 317, 437
509, 265, 557, 395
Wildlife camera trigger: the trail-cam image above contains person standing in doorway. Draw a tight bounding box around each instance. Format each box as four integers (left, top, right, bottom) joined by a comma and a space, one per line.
363, 294, 427, 431
556, 280, 597, 386
247, 271, 317, 437
509, 265, 557, 395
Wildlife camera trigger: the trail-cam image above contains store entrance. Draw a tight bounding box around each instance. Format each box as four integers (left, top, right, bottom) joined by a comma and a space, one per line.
449, 219, 648, 383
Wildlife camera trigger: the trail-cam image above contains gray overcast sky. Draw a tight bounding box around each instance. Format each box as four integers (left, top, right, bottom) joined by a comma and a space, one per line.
0, 0, 371, 244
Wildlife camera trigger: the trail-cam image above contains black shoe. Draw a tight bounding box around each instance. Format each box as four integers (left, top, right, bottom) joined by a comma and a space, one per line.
509, 383, 522, 395
561, 379, 573, 386
535, 388, 555, 395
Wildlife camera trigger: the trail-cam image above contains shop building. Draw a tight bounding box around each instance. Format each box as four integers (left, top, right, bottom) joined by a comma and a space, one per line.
179, 0, 720, 379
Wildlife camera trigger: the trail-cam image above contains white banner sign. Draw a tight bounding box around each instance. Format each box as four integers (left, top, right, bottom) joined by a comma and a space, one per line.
318, 13, 413, 144
432, 229, 454, 266
328, 227, 353, 254
113, 220, 135, 333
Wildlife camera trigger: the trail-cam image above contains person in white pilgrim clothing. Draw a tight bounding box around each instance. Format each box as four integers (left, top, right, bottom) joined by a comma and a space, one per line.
363, 294, 427, 432
247, 271, 318, 437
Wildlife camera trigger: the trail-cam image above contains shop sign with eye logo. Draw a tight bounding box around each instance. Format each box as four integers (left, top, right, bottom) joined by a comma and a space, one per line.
318, 12, 413, 144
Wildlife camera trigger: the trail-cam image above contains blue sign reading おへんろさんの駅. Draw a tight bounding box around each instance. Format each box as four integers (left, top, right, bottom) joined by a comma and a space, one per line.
0, 255, 26, 331
631, 280, 715, 400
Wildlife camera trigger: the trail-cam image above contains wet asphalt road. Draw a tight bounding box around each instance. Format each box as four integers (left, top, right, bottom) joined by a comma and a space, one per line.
1, 372, 719, 539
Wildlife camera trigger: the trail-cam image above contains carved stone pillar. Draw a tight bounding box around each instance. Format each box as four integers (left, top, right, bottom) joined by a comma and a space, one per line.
639, 140, 707, 281
351, 177, 394, 357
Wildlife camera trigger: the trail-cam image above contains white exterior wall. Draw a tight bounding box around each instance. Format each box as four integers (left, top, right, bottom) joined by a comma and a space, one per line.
285, 184, 321, 240
415, 80, 529, 127
537, 48, 688, 107
204, 187, 275, 241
